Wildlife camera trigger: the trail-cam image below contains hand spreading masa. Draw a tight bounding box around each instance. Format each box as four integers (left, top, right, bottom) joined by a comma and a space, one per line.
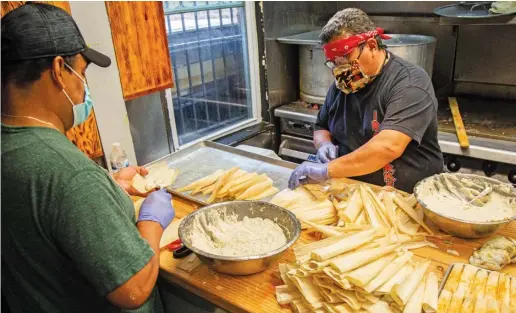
190, 209, 287, 257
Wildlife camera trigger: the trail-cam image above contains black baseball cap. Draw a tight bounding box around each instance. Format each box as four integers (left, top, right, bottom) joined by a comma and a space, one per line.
1, 2, 111, 67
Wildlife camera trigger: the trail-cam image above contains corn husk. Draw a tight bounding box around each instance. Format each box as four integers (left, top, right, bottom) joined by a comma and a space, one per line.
311, 229, 378, 262
391, 259, 430, 306
393, 194, 433, 235
402, 279, 425, 313
244, 186, 279, 200
363, 251, 413, 294
360, 185, 387, 228
422, 272, 438, 313
303, 220, 343, 238
235, 177, 273, 200
276, 285, 302, 305
344, 253, 397, 287
177, 169, 224, 192
330, 244, 400, 274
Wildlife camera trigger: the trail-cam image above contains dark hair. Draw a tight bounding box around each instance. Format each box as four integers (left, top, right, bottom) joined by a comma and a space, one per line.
1, 55, 76, 88
320, 8, 386, 49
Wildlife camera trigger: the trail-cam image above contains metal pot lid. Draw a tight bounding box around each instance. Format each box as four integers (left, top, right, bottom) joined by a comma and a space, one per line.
278, 31, 436, 47
382, 34, 436, 46
434, 1, 515, 18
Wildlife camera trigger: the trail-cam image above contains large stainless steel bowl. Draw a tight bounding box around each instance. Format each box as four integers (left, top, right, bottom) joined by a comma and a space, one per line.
414, 173, 516, 239
178, 201, 301, 275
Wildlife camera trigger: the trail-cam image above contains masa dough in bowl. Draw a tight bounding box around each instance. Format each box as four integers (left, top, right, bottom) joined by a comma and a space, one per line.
189, 209, 287, 257
415, 173, 516, 223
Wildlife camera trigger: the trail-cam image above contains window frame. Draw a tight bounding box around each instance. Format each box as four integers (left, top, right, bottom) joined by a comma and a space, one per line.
164, 1, 262, 151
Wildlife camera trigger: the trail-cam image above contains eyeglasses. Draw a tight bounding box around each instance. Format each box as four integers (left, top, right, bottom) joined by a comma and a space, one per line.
324, 44, 365, 70
324, 56, 350, 70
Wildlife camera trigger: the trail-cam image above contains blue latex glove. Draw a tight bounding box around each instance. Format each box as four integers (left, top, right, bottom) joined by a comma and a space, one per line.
316, 142, 338, 163
137, 189, 175, 229
288, 161, 329, 190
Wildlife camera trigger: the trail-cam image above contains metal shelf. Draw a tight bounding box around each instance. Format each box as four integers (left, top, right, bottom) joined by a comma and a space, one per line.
277, 30, 321, 46
438, 132, 516, 165
274, 103, 516, 165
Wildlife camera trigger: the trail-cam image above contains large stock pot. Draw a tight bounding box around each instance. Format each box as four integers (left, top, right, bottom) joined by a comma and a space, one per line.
298, 33, 436, 104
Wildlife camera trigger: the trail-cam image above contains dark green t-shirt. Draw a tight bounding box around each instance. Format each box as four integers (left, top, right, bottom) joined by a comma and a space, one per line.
1, 125, 161, 313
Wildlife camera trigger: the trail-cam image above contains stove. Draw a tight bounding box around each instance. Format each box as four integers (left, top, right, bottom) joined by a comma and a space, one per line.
274, 101, 516, 184
274, 101, 319, 162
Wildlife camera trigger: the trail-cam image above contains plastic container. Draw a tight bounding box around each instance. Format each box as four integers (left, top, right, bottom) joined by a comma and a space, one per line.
109, 142, 129, 173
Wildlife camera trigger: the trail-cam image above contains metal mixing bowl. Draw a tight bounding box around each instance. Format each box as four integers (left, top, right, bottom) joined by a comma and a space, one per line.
178, 201, 301, 275
414, 173, 516, 239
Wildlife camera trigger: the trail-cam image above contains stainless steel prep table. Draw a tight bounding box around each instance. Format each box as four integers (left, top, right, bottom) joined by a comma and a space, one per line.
144, 141, 296, 205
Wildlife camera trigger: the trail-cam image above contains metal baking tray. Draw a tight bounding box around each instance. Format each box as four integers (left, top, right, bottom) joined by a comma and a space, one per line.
438, 262, 514, 296
144, 141, 297, 205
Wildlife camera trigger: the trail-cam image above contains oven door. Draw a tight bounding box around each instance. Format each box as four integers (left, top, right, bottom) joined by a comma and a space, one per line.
279, 135, 318, 163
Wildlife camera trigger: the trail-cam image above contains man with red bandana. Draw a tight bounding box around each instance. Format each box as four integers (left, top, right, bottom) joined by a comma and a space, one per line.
289, 8, 443, 192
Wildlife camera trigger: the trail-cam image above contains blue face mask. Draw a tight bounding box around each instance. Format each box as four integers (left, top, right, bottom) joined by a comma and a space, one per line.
62, 63, 94, 127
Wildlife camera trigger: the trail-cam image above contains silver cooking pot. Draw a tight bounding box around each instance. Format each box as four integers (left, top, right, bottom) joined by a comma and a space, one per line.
300, 34, 436, 104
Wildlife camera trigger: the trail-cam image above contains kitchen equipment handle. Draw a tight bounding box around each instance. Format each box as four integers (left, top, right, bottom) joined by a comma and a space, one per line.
166, 239, 182, 251
173, 245, 193, 259
459, 1, 492, 6
459, 1, 492, 11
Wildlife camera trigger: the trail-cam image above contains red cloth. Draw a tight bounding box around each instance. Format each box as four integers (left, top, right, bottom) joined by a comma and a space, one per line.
322, 27, 391, 60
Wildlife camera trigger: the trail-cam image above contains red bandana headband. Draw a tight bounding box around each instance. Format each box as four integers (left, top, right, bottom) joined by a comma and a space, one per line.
322, 27, 391, 61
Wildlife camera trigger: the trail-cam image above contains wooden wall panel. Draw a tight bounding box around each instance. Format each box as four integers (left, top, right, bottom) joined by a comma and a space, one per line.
1, 1, 71, 16
65, 112, 104, 159
2, 1, 105, 160
105, 1, 174, 100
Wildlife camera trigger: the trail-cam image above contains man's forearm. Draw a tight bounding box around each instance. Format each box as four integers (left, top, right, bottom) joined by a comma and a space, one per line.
137, 221, 163, 281
327, 134, 402, 178
138, 221, 163, 257
107, 221, 163, 309
314, 130, 333, 149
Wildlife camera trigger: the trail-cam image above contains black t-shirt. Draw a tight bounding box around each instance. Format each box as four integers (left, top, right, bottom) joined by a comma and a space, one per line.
316, 52, 444, 192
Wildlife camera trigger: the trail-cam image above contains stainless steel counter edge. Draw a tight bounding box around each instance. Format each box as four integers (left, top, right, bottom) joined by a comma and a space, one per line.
275, 106, 516, 165
438, 132, 516, 165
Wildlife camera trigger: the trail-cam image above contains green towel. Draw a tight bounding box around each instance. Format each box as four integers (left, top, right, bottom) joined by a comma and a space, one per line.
490, 1, 516, 14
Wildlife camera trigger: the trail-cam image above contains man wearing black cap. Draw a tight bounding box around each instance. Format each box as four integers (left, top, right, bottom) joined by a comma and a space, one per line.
1, 3, 174, 313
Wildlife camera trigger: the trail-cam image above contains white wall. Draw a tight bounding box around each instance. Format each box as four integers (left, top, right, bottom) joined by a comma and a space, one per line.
70, 1, 137, 167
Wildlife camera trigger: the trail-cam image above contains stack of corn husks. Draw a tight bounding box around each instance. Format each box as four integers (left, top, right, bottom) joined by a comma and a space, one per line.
272, 180, 448, 313
271, 187, 337, 228
270, 180, 433, 238
275, 228, 439, 313
177, 167, 278, 203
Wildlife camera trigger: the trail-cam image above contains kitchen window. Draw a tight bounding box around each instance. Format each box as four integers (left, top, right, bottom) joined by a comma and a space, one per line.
163, 1, 261, 147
